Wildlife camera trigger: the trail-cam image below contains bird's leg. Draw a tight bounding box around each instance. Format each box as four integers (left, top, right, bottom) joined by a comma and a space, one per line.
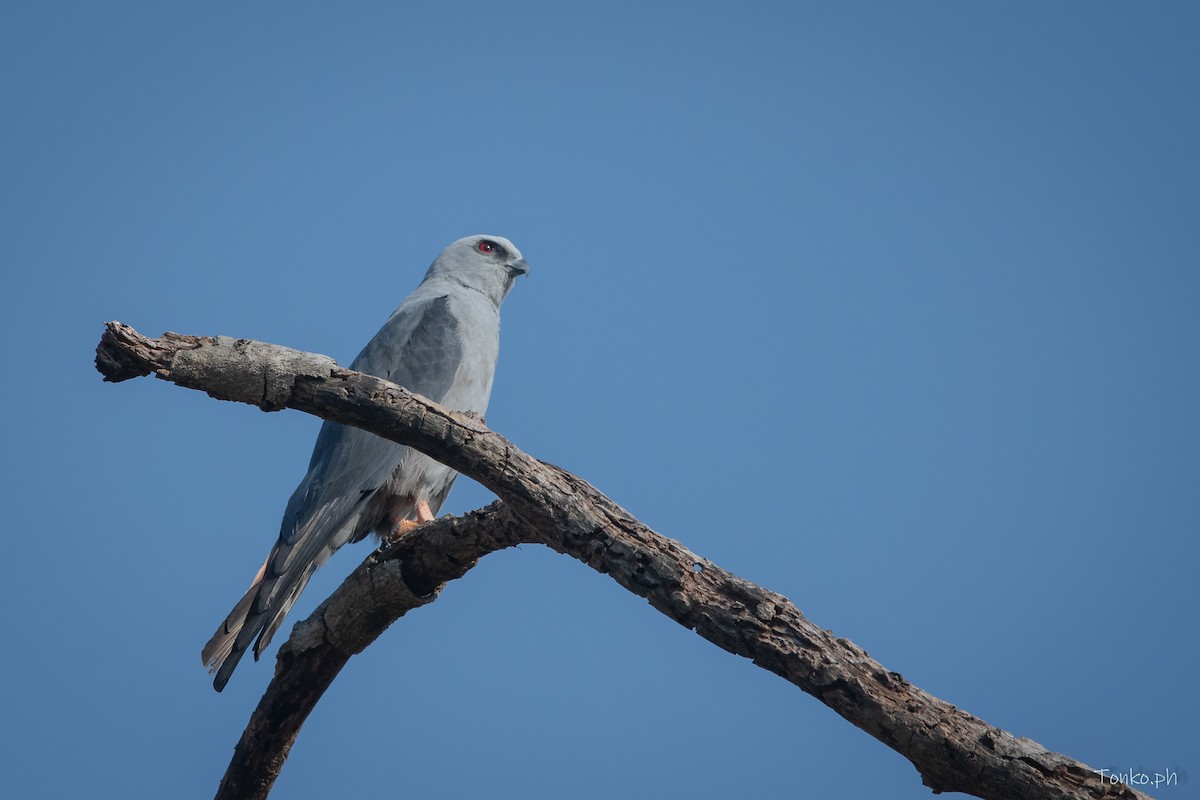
383, 498, 436, 543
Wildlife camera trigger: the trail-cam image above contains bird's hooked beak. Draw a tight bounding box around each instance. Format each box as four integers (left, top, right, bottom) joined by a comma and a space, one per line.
507, 257, 530, 277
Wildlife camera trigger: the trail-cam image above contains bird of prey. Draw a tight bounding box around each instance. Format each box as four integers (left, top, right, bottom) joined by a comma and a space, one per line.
202, 234, 529, 691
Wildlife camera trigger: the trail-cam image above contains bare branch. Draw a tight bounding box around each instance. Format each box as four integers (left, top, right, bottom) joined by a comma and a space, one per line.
96, 322, 1152, 800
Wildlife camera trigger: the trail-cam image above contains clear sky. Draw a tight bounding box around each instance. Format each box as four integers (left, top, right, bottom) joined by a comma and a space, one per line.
2, 3, 1197, 798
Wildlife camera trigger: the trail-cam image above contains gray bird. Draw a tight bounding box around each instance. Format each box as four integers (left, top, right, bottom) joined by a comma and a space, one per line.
202, 234, 528, 691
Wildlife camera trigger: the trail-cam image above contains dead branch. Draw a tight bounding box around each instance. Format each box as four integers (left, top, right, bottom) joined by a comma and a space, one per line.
95, 321, 1151, 800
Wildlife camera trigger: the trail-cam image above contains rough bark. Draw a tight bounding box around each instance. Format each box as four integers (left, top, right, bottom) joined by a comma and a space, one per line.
95, 321, 1153, 800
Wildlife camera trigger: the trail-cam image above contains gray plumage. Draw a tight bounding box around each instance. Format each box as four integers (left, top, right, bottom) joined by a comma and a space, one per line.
202, 234, 528, 691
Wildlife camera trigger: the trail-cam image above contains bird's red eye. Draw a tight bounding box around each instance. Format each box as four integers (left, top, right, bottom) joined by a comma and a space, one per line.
477, 241, 495, 253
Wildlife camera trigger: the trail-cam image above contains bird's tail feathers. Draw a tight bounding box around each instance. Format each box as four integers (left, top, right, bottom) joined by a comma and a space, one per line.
253, 568, 316, 659
201, 578, 260, 688
202, 552, 322, 692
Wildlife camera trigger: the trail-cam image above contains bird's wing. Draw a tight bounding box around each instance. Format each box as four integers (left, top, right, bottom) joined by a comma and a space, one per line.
205, 293, 464, 689
267, 292, 465, 584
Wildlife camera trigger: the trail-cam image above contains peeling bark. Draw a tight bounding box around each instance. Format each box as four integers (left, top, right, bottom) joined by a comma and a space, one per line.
95, 321, 1153, 800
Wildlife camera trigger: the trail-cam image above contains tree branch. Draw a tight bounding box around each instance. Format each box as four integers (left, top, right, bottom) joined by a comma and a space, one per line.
95, 321, 1151, 800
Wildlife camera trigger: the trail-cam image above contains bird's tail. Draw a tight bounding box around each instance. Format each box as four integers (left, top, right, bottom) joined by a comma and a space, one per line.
200, 580, 259, 682
201, 548, 318, 692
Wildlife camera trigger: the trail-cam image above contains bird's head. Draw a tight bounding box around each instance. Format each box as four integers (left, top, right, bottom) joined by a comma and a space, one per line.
424, 234, 529, 305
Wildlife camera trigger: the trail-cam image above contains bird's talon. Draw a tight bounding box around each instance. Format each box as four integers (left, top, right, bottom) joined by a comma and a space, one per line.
383, 518, 421, 544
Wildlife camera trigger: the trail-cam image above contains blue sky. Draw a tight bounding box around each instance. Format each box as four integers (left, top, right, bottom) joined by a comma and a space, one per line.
3, 3, 1197, 798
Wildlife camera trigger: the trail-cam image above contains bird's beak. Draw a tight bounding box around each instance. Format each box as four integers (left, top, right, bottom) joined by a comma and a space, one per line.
507, 257, 530, 276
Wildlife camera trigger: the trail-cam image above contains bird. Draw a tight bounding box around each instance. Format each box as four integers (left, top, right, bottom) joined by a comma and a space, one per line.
202, 234, 529, 691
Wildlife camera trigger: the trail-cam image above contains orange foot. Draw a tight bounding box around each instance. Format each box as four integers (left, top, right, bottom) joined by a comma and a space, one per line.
385, 499, 435, 541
